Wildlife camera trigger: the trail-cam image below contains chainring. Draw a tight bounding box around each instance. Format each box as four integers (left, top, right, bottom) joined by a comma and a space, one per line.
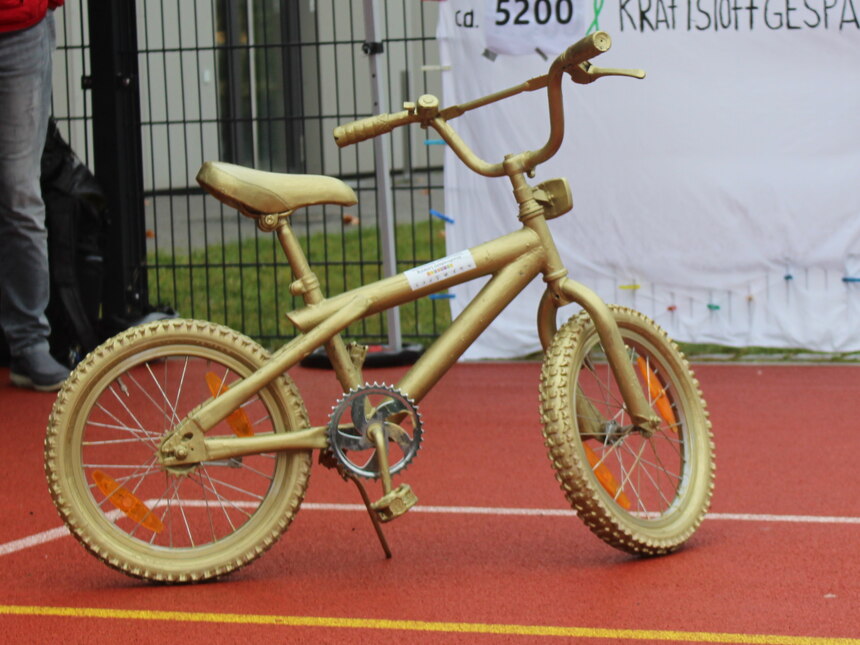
327, 384, 423, 479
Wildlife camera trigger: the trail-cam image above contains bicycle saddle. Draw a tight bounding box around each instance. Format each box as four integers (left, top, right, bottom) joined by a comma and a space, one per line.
196, 161, 357, 217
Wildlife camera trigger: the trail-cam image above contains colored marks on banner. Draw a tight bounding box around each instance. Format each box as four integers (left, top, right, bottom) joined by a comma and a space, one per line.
424, 139, 446, 146
430, 208, 455, 224
429, 293, 455, 300
617, 275, 860, 314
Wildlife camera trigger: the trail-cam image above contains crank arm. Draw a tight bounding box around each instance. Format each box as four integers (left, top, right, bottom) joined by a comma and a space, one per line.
160, 425, 329, 467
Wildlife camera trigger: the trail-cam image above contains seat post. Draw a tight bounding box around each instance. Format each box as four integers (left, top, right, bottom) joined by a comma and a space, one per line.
276, 220, 325, 307
276, 220, 362, 390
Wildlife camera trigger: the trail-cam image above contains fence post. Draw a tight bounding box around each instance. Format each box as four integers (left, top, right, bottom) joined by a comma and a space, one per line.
87, 0, 148, 323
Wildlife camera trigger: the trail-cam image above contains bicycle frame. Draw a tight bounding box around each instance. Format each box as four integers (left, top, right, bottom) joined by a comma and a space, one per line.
160, 32, 658, 469
160, 200, 658, 469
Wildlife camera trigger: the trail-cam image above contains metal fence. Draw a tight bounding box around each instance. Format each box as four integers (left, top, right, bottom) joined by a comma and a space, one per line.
52, 0, 448, 350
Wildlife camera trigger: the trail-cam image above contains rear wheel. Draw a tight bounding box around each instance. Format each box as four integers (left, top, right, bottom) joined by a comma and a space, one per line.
540, 306, 715, 554
45, 319, 312, 582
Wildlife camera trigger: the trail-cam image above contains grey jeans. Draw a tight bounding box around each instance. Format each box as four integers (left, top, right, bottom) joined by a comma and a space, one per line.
0, 13, 55, 356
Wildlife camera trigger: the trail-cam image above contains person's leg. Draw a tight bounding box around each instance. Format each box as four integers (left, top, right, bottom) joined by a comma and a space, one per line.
0, 14, 68, 391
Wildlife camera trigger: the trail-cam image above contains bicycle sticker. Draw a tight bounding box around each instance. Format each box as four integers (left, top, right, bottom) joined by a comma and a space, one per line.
405, 249, 477, 290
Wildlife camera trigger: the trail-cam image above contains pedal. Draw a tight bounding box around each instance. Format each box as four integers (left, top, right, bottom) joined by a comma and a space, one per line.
371, 483, 417, 523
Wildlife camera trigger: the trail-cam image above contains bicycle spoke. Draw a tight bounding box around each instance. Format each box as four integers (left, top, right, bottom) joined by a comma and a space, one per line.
616, 440, 649, 511
82, 435, 160, 447
646, 436, 683, 494
172, 357, 192, 417
251, 408, 273, 430
96, 395, 159, 450
86, 455, 160, 499
198, 471, 267, 501
83, 419, 162, 438
623, 447, 681, 482
191, 470, 253, 524
125, 368, 180, 429
227, 458, 278, 481
175, 480, 197, 547
582, 358, 626, 418
619, 439, 675, 510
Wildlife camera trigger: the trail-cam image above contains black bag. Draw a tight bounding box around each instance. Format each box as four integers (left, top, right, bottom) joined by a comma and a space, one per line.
41, 118, 108, 364
0, 119, 108, 367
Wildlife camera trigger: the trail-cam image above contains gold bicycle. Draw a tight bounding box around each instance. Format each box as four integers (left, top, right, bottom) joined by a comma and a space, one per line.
45, 32, 715, 583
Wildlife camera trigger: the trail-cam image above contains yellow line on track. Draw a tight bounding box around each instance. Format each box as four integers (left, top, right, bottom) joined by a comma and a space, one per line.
0, 605, 857, 644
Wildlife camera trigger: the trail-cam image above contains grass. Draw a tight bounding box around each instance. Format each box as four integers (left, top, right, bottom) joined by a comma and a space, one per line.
146, 219, 452, 351
147, 221, 853, 364
674, 343, 857, 362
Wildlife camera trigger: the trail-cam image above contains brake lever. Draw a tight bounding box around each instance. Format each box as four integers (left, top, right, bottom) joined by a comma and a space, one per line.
570, 61, 646, 84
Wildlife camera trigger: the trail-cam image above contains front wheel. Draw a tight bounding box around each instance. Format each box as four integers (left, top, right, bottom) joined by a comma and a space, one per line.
540, 306, 715, 555
44, 319, 312, 582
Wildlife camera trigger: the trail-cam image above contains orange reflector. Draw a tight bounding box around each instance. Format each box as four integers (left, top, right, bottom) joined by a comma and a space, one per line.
205, 371, 254, 437
583, 443, 632, 510
636, 356, 678, 430
92, 470, 164, 533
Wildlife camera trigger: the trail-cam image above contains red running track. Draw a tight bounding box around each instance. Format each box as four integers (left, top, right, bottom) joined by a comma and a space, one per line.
1, 362, 859, 644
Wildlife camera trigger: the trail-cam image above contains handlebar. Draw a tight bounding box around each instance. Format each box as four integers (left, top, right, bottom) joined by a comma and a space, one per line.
333, 111, 416, 148
333, 95, 442, 148
333, 32, 645, 175
557, 31, 612, 70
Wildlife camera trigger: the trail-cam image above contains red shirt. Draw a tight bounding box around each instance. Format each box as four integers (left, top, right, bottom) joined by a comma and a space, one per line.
0, 0, 64, 33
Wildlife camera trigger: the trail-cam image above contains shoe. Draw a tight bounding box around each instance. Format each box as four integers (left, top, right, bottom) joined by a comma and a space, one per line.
10, 348, 70, 392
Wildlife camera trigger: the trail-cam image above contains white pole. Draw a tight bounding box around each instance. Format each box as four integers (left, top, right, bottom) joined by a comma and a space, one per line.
362, 0, 402, 351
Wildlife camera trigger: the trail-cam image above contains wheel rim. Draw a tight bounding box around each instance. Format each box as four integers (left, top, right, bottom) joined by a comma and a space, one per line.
65, 344, 297, 562
574, 328, 694, 525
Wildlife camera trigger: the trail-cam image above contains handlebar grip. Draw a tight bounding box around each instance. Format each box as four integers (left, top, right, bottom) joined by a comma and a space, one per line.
333, 111, 413, 148
557, 31, 612, 69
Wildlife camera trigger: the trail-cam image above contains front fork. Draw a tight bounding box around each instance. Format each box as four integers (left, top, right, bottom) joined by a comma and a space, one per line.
537, 277, 660, 434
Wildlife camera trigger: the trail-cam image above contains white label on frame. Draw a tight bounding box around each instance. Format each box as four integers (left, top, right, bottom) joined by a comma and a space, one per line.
405, 249, 477, 291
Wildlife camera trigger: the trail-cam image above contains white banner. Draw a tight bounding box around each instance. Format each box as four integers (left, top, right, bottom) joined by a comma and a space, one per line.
437, 0, 860, 358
